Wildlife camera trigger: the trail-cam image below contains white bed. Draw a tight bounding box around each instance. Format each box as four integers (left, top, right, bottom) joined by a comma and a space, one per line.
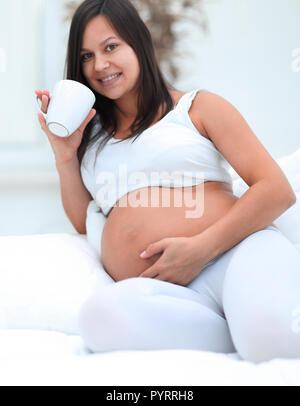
1, 148, 300, 386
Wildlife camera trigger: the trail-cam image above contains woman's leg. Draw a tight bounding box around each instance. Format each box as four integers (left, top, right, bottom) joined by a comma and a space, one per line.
79, 274, 235, 353
79, 223, 300, 360
221, 226, 300, 363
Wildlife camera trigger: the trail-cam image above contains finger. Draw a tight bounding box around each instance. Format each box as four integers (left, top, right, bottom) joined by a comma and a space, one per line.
37, 112, 47, 131
35, 89, 48, 95
41, 94, 48, 113
37, 112, 45, 126
140, 273, 160, 279
35, 89, 50, 102
139, 267, 159, 279
153, 274, 166, 281
140, 240, 167, 258
43, 89, 50, 98
35, 90, 42, 101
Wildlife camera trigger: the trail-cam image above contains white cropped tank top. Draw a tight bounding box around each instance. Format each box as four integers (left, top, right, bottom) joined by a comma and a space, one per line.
81, 89, 233, 216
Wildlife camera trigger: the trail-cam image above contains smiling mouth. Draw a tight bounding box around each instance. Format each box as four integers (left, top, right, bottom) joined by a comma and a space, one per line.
97, 73, 122, 85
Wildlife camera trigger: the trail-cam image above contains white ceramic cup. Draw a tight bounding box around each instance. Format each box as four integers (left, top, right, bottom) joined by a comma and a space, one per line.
36, 80, 96, 137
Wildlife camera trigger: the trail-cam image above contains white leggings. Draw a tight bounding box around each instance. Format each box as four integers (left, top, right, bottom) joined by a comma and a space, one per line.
79, 225, 300, 363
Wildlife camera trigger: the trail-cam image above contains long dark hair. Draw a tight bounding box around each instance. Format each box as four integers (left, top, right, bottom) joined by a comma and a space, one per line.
64, 0, 177, 168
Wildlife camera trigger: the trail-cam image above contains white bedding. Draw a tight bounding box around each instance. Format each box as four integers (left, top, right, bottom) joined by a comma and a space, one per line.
1, 148, 300, 386
1, 329, 300, 386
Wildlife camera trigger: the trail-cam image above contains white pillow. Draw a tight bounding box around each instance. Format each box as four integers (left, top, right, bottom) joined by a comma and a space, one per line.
85, 199, 106, 258
231, 147, 300, 247
0, 233, 114, 335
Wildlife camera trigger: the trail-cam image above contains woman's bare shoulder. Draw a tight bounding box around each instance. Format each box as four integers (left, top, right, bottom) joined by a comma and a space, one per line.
187, 90, 212, 141
168, 89, 211, 140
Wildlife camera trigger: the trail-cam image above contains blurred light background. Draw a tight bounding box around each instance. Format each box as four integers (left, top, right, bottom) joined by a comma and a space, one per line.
0, 0, 299, 236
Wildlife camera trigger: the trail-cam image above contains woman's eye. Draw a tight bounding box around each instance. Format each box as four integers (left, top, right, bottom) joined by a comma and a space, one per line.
81, 53, 92, 62
106, 44, 118, 52
81, 44, 118, 62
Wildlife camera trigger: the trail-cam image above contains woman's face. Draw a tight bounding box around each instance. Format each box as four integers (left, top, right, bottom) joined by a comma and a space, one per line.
80, 15, 140, 101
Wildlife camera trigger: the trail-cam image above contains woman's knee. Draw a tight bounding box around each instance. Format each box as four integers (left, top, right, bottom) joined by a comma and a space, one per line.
223, 227, 300, 362
78, 277, 167, 352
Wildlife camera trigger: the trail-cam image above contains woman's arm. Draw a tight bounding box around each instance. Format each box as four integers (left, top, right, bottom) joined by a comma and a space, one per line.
36, 89, 96, 235
193, 179, 295, 261
138, 92, 296, 285
56, 157, 93, 234
191, 91, 296, 259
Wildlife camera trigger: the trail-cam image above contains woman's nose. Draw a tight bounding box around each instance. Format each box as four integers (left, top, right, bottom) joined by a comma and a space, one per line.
94, 55, 110, 72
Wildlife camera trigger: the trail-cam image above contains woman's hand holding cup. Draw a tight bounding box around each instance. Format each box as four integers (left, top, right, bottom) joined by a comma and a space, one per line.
35, 88, 96, 165
35, 80, 96, 165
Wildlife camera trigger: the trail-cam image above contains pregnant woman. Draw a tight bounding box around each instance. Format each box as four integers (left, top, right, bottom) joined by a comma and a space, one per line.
36, 0, 300, 363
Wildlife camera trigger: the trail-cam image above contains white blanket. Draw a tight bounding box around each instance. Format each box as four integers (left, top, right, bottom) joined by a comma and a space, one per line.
1, 330, 300, 386
0, 148, 300, 386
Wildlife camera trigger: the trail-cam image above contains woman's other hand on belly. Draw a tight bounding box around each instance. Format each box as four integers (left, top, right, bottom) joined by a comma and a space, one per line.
138, 235, 214, 286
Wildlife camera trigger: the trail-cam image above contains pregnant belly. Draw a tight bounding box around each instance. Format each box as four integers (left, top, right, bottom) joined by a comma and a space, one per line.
100, 182, 239, 281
